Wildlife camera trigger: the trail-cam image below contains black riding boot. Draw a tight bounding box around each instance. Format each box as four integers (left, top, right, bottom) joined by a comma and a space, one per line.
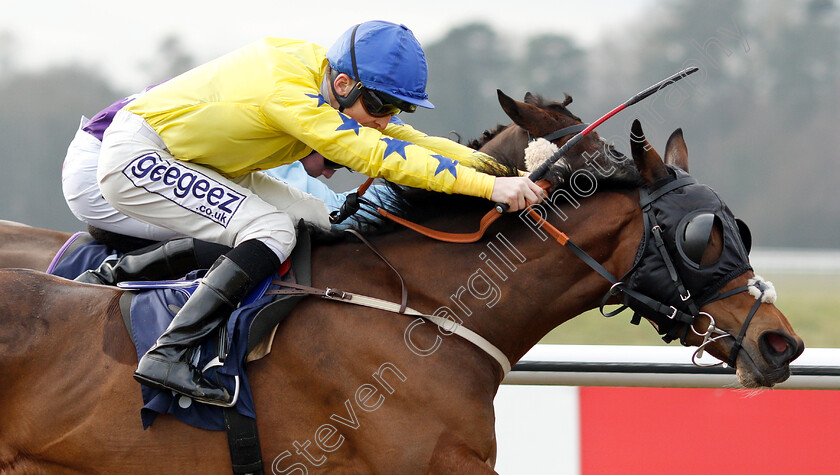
133, 255, 253, 405
75, 237, 230, 285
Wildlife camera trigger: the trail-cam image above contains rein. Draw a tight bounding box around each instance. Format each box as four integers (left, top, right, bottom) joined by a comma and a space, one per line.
329, 177, 376, 225
374, 118, 589, 243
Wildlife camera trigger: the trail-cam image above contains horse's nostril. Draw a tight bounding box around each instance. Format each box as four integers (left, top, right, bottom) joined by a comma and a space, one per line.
766, 332, 789, 354
759, 331, 804, 367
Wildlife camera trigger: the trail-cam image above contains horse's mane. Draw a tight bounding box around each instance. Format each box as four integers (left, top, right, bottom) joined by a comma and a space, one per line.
466, 123, 509, 150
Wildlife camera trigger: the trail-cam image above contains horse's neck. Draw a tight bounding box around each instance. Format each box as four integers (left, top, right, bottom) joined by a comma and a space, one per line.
311, 189, 642, 372
478, 125, 529, 164
473, 189, 643, 363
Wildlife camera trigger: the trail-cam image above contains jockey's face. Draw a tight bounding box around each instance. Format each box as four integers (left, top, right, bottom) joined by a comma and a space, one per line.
330, 73, 393, 131
300, 152, 336, 179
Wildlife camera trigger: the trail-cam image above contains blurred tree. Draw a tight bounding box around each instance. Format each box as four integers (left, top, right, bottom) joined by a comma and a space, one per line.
141, 34, 197, 84
631, 0, 750, 137
0, 13, 838, 249
520, 34, 588, 105
742, 0, 840, 246
762, 0, 839, 121
409, 23, 515, 142
624, 0, 840, 247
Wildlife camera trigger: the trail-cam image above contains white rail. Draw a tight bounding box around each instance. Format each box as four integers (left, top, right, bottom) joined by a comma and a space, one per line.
503, 345, 840, 390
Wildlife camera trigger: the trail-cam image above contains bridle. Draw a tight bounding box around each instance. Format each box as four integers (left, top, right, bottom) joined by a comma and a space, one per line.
537, 170, 768, 369
531, 123, 588, 143
520, 124, 768, 368
689, 279, 773, 367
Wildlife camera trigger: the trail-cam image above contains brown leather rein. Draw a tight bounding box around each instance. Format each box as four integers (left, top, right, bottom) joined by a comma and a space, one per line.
376, 180, 569, 245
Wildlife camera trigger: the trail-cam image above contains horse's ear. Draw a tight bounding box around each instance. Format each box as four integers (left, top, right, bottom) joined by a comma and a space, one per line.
524, 92, 539, 105
562, 93, 573, 107
664, 128, 689, 173
630, 119, 669, 183
498, 89, 526, 123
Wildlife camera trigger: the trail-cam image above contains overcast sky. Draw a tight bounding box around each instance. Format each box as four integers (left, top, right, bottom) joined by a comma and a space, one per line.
1, 0, 650, 90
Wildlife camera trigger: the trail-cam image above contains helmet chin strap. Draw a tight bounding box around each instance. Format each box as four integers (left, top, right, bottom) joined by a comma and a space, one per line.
329, 70, 362, 113
330, 24, 363, 113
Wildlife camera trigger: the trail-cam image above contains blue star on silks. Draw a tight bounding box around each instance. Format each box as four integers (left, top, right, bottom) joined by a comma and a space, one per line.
432, 154, 459, 177
380, 137, 410, 160
305, 93, 329, 107
335, 114, 361, 135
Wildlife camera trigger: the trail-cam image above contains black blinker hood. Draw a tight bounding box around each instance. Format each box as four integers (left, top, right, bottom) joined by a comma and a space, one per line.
621, 166, 752, 337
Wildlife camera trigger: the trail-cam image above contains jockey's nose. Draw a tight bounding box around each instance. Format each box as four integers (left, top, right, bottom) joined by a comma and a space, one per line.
372, 116, 391, 130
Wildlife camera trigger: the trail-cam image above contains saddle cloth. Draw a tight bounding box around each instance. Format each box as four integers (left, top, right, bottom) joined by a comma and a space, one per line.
47, 230, 312, 431
46, 232, 112, 279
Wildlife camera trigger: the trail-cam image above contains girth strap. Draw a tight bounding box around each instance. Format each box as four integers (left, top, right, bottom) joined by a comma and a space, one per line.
266, 281, 512, 374
223, 408, 264, 475
344, 228, 407, 313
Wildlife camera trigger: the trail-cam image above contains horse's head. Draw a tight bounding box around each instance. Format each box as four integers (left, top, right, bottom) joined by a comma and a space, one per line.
493, 89, 632, 186
624, 120, 803, 387
484, 91, 803, 387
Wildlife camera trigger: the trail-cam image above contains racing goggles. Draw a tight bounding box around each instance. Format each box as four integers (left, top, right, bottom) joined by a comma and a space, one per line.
360, 87, 417, 117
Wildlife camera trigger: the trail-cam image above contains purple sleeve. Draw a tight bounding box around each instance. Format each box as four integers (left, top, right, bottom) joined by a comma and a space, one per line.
81, 96, 136, 141
81, 80, 168, 140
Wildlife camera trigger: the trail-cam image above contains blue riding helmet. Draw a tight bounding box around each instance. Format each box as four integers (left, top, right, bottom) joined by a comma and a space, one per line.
327, 21, 435, 111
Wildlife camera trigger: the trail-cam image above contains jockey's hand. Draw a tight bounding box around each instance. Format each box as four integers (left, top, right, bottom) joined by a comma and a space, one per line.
490, 176, 546, 212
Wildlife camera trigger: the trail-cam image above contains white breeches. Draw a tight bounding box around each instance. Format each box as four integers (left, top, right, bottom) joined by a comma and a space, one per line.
94, 110, 330, 261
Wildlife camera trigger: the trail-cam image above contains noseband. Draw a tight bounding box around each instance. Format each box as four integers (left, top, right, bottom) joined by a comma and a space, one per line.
688, 277, 775, 367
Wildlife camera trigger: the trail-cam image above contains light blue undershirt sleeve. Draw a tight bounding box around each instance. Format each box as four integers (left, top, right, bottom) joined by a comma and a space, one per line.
262, 162, 389, 230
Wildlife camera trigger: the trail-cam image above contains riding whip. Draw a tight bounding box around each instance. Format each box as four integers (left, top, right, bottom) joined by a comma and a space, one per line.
495, 66, 700, 213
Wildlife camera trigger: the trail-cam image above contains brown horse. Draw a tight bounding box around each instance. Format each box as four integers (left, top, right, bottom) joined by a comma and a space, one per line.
0, 92, 803, 473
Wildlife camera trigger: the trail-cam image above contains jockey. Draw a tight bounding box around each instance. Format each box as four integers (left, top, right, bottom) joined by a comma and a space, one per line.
64, 97, 386, 286
92, 20, 543, 405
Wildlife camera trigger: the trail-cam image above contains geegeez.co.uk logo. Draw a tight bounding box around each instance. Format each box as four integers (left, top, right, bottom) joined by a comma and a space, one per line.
122, 153, 245, 227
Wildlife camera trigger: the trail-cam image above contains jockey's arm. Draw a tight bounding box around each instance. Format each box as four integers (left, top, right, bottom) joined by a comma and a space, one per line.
265, 90, 541, 211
